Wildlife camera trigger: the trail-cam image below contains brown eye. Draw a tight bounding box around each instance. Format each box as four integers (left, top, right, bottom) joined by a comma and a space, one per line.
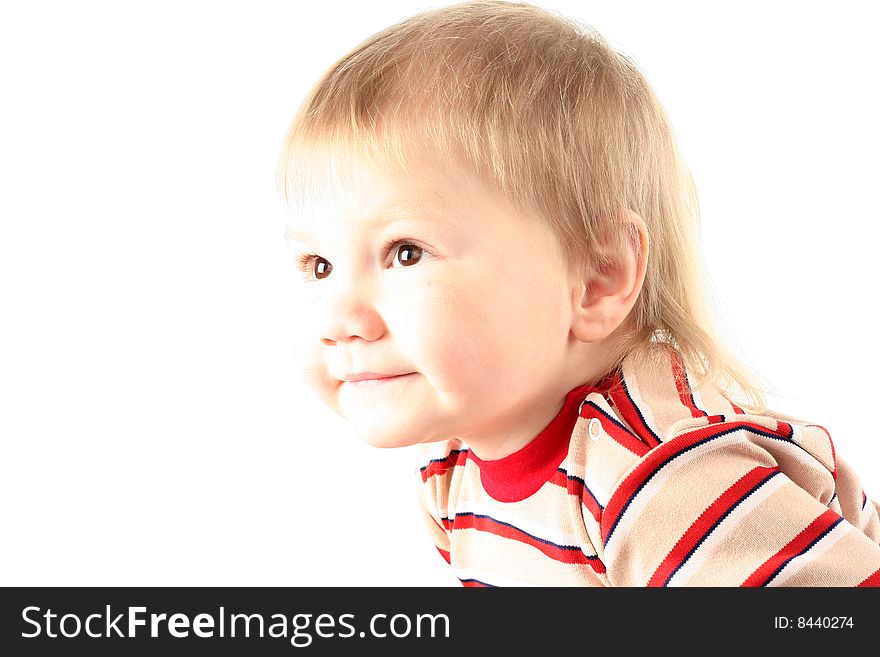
395, 244, 423, 267
314, 258, 332, 280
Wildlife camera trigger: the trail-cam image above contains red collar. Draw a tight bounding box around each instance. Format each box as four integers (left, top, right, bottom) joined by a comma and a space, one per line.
467, 381, 607, 503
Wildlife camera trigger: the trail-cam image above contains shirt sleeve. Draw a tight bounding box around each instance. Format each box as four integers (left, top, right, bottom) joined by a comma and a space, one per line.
597, 426, 880, 587
414, 466, 452, 566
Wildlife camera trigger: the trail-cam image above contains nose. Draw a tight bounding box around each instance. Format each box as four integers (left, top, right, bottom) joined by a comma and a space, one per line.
318, 271, 386, 346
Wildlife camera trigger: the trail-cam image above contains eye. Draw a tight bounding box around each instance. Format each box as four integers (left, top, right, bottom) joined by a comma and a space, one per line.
295, 253, 333, 280
294, 238, 429, 282
392, 243, 424, 267
313, 258, 332, 280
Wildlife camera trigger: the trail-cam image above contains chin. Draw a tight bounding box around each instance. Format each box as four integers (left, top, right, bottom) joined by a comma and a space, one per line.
353, 425, 421, 449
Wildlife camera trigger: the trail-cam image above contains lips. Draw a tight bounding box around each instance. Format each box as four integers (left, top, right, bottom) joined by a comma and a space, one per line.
341, 372, 412, 383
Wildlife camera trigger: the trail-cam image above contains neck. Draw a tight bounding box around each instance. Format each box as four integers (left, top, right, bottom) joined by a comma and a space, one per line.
461, 339, 619, 461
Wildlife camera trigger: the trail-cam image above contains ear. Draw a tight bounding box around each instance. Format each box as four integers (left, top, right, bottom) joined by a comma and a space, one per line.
569, 208, 649, 343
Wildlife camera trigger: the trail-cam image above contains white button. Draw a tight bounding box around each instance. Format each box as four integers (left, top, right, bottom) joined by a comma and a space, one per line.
588, 418, 602, 441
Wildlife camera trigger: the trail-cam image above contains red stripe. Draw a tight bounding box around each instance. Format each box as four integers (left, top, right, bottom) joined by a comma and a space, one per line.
647, 466, 779, 586
857, 568, 880, 587
670, 349, 708, 418
461, 580, 491, 587
436, 547, 451, 564
607, 371, 661, 448
741, 508, 843, 587
580, 402, 649, 457
776, 421, 793, 439
600, 419, 797, 544
420, 450, 469, 482
549, 469, 602, 522
453, 514, 606, 573
548, 469, 568, 489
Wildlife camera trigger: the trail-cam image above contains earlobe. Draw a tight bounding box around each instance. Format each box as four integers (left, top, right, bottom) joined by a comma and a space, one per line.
570, 209, 649, 344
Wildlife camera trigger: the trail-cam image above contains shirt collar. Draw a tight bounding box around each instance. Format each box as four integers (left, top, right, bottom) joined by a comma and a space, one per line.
467, 376, 613, 503
465, 345, 752, 503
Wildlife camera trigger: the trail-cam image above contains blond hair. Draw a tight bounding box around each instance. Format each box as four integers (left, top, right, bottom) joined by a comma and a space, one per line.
276, 0, 771, 413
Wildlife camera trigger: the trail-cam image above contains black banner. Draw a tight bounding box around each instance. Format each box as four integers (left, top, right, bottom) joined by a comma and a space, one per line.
0, 587, 874, 654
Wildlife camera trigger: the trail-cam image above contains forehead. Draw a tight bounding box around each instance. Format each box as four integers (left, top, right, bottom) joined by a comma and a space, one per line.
285, 145, 466, 239
281, 138, 553, 252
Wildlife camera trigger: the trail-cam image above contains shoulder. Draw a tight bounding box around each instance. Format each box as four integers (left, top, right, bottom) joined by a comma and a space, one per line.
602, 411, 840, 511
573, 353, 843, 521
414, 438, 470, 516
415, 438, 469, 472
567, 346, 880, 585
582, 406, 880, 585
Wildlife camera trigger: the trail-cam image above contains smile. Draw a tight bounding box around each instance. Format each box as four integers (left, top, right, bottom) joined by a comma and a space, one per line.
345, 373, 415, 388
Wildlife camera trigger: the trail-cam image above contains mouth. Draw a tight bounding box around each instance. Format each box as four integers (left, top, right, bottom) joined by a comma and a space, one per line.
343, 372, 416, 388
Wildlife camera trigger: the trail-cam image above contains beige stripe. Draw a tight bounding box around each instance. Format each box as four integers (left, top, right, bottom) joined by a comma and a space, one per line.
724, 430, 836, 503
772, 523, 880, 586
416, 438, 464, 463
796, 425, 835, 476
453, 497, 584, 549
865, 502, 880, 542
605, 435, 777, 585
519, 480, 597, 549
683, 366, 708, 415
685, 480, 833, 586
451, 529, 606, 586
624, 354, 694, 441
670, 472, 788, 586
833, 455, 871, 525
691, 378, 738, 417
829, 495, 843, 515
616, 363, 661, 441
571, 405, 641, 507
417, 495, 450, 552
767, 520, 851, 586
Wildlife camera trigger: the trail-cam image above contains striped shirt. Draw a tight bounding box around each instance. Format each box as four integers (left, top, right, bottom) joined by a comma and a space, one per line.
415, 347, 880, 586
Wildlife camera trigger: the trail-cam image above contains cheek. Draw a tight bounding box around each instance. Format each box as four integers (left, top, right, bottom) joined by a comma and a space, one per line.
397, 278, 521, 391
290, 313, 339, 407
379, 282, 458, 373
298, 345, 334, 403
420, 266, 567, 385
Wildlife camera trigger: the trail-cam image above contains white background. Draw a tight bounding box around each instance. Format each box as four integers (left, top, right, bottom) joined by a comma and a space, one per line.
1, 0, 878, 586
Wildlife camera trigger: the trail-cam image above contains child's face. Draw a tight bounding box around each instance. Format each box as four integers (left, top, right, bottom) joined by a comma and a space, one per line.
286, 145, 580, 450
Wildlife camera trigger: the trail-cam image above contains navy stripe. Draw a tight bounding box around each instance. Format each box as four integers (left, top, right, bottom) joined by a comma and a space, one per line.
619, 372, 662, 445
762, 516, 845, 586
685, 388, 706, 416
660, 470, 782, 586
459, 578, 496, 587
419, 448, 468, 472
448, 512, 600, 560
583, 400, 649, 447
606, 423, 810, 547
679, 364, 708, 418
557, 467, 604, 511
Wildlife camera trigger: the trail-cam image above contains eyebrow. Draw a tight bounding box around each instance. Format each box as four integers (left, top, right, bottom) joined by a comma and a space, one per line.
284, 207, 446, 243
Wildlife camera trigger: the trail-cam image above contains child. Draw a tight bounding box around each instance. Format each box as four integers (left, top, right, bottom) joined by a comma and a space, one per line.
275, 0, 880, 586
